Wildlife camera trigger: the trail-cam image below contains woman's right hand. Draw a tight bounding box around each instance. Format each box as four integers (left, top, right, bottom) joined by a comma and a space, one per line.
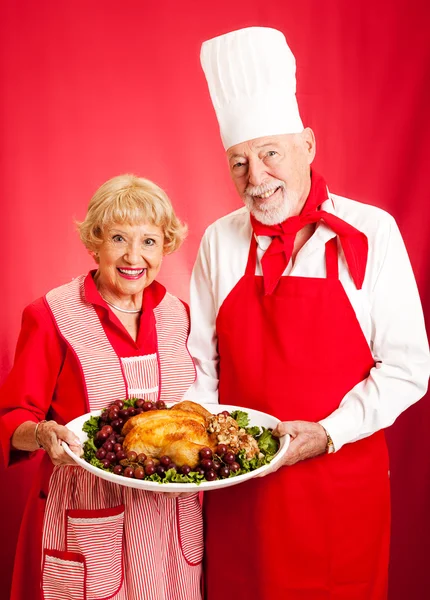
38, 420, 83, 466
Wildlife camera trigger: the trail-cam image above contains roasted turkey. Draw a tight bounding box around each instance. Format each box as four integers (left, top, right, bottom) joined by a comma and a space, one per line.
122, 401, 216, 467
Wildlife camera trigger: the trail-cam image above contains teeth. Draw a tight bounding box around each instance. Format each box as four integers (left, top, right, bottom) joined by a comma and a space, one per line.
118, 268, 144, 275
255, 187, 279, 199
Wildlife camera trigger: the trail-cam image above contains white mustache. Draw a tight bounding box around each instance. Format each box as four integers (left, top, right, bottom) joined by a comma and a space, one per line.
245, 180, 285, 197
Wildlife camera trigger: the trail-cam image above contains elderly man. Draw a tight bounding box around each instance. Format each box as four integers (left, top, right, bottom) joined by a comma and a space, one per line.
187, 27, 430, 599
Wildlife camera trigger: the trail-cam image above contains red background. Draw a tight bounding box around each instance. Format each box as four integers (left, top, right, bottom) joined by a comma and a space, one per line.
1, 1, 429, 598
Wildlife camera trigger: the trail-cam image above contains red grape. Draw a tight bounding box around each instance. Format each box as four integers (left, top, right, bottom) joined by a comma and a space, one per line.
119, 409, 128, 419
114, 400, 124, 409
96, 449, 106, 460
102, 425, 113, 435
221, 410, 230, 417
168, 463, 177, 472
143, 458, 155, 468
156, 400, 166, 410
113, 443, 122, 453
135, 399, 144, 408
106, 452, 116, 463
117, 436, 125, 444
200, 459, 214, 471
159, 455, 171, 467
145, 464, 156, 475
223, 451, 236, 464
195, 467, 205, 476
103, 441, 114, 452
181, 465, 191, 475
101, 459, 111, 469
123, 466, 134, 478
213, 460, 222, 471
100, 411, 109, 422
126, 451, 137, 462
127, 407, 136, 417
97, 430, 109, 442
156, 465, 166, 478
199, 447, 213, 460
230, 462, 240, 472
143, 401, 154, 411
116, 450, 127, 461
219, 466, 230, 478
134, 467, 145, 480
137, 453, 147, 464
205, 470, 217, 482
215, 444, 228, 456
135, 408, 143, 415
113, 465, 123, 475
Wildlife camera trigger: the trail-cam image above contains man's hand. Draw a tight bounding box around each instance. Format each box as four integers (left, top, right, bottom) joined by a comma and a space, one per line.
257, 420, 328, 478
273, 420, 328, 467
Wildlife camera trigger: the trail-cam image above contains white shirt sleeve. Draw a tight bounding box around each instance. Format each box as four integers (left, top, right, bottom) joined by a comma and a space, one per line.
319, 216, 430, 451
186, 230, 220, 404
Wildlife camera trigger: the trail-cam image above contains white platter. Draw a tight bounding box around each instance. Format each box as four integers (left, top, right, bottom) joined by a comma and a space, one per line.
63, 403, 289, 492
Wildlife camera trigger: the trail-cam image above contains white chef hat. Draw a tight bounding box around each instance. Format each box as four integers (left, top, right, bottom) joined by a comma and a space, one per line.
200, 27, 304, 150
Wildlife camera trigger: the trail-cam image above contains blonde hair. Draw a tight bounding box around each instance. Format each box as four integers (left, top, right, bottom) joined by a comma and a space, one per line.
77, 174, 187, 254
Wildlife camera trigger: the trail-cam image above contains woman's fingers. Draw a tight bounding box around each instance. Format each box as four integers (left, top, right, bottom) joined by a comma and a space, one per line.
38, 421, 82, 466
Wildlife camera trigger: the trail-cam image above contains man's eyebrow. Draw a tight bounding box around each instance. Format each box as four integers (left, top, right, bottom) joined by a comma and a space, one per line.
254, 141, 281, 149
228, 153, 246, 160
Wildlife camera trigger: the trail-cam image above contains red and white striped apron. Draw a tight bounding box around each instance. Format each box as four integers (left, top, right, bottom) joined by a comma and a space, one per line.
41, 276, 202, 600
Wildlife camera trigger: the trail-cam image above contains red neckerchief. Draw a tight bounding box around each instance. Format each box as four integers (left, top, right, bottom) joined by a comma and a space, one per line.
250, 171, 368, 295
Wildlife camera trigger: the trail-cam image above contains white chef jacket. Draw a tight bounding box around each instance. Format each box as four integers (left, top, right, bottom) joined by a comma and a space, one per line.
188, 192, 430, 452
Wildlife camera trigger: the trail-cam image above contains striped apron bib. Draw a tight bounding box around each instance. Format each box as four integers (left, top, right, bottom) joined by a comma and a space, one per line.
40, 276, 202, 600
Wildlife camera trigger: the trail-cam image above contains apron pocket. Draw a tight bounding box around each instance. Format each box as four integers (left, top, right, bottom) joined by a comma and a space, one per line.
42, 550, 86, 600
177, 494, 204, 565
121, 354, 159, 402
66, 505, 124, 600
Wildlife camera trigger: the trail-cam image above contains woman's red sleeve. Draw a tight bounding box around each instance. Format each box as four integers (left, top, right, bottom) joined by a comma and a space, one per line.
0, 298, 65, 466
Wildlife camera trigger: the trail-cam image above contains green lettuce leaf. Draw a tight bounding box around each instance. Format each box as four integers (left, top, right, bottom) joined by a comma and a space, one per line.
230, 410, 250, 428
245, 425, 261, 437
257, 428, 279, 456
82, 415, 100, 437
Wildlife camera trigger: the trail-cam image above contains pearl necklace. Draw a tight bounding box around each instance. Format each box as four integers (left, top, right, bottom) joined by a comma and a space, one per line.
101, 297, 141, 314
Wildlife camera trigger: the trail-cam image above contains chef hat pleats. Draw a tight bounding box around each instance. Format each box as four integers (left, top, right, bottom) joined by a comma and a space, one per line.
200, 27, 304, 150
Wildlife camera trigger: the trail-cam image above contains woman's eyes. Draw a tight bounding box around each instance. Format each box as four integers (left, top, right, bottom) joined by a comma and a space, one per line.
266, 150, 277, 157
111, 235, 157, 247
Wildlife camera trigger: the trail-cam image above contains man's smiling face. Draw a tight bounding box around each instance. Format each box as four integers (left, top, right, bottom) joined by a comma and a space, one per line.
227, 129, 316, 225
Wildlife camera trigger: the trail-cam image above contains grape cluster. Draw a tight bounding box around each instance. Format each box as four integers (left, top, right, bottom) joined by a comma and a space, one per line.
91, 401, 242, 482
195, 444, 241, 482
93, 399, 167, 478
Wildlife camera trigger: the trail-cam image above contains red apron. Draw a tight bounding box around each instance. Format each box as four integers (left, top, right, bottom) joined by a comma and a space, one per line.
204, 236, 390, 600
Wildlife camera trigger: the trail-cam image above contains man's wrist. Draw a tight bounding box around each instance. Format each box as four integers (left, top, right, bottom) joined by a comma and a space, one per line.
321, 425, 335, 454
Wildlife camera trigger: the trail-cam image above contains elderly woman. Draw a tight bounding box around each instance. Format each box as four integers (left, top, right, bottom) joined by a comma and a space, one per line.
0, 175, 202, 600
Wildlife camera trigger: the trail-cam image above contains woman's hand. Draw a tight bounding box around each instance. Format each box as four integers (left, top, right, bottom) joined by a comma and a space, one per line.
37, 420, 83, 466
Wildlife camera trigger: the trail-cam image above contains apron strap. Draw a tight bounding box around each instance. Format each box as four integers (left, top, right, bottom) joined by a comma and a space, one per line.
325, 237, 339, 279
245, 235, 258, 275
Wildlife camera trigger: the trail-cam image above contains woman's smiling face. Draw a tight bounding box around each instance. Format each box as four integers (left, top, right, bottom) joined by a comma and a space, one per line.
95, 221, 164, 301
